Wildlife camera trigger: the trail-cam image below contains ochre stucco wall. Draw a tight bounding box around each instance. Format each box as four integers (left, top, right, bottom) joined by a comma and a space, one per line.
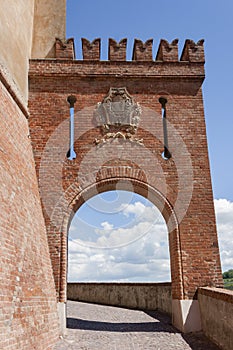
0, 0, 66, 104
32, 0, 66, 59
0, 0, 35, 103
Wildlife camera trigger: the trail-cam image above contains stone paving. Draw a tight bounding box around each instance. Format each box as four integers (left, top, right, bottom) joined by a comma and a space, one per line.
54, 301, 220, 350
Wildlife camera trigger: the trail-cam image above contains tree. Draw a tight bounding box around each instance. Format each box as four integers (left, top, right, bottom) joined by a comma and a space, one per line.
223, 269, 233, 279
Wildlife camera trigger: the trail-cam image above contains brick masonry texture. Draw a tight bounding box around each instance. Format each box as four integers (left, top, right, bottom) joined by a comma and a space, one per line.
0, 34, 225, 349
28, 38, 223, 306
0, 79, 59, 349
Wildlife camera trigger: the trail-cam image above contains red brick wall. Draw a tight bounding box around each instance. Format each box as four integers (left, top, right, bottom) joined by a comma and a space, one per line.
0, 79, 59, 349
28, 39, 223, 302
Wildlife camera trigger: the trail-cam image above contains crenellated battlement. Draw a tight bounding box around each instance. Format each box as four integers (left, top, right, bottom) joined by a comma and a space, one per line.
180, 39, 205, 62
132, 39, 153, 61
82, 38, 101, 60
54, 37, 205, 63
108, 38, 127, 61
55, 38, 75, 59
156, 39, 179, 62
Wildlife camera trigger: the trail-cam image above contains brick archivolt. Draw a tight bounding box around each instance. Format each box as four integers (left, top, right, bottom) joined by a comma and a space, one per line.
57, 177, 183, 302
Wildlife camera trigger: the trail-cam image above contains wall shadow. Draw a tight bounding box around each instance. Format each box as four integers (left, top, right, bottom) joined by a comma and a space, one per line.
144, 310, 220, 350
67, 316, 170, 333
67, 308, 220, 350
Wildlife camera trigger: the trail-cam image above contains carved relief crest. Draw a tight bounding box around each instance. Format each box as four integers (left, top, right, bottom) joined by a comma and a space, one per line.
95, 87, 141, 130
94, 88, 143, 146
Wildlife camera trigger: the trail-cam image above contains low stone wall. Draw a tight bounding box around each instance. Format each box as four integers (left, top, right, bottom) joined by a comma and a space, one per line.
198, 287, 233, 350
67, 282, 172, 315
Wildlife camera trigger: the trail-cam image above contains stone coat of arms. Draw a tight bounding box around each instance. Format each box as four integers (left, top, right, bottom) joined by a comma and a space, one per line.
94, 87, 143, 145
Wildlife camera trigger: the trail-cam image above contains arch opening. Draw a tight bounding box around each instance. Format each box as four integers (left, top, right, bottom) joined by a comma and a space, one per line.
56, 178, 185, 333
68, 190, 171, 283
59, 178, 184, 304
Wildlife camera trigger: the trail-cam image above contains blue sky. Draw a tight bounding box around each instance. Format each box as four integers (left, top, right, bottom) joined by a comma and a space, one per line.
66, 0, 233, 280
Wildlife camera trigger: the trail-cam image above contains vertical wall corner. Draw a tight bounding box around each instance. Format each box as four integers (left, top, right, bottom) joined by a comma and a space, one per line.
172, 299, 202, 333
32, 0, 66, 59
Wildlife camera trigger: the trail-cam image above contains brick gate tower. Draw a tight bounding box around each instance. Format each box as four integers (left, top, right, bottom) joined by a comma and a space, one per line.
0, 1, 224, 348
28, 36, 223, 333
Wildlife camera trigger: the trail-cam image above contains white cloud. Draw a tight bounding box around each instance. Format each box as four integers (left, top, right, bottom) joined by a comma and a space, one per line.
68, 197, 233, 282
120, 201, 164, 225
100, 221, 114, 232
68, 202, 170, 282
214, 198, 233, 272
120, 201, 146, 217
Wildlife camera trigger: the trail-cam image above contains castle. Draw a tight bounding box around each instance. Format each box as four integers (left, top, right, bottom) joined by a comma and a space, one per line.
1, 1, 231, 349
